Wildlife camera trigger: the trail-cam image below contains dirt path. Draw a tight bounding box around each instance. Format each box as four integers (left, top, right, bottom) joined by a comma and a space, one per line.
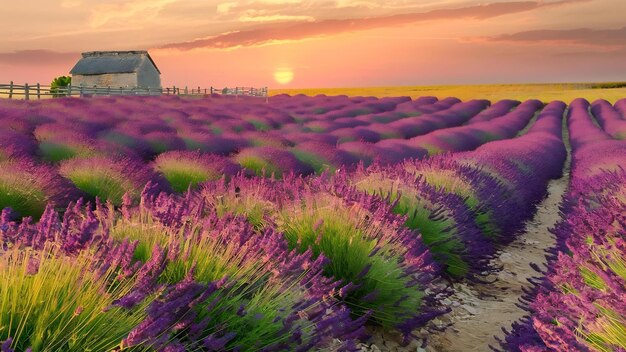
424, 171, 568, 351
360, 166, 570, 352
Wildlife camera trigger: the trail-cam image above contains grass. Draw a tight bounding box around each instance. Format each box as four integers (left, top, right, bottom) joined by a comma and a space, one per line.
154, 159, 219, 193
109, 204, 334, 350
271, 83, 626, 103
200, 179, 429, 329
354, 175, 469, 277
276, 193, 425, 327
0, 164, 49, 219
403, 165, 499, 238
235, 155, 282, 178
207, 182, 279, 230
0, 183, 47, 219
0, 245, 148, 351
291, 149, 335, 174
158, 167, 210, 192
60, 167, 134, 206
38, 141, 96, 163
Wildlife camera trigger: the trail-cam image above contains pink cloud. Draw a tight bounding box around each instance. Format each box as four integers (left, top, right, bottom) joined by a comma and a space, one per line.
485, 26, 626, 49
159, 0, 590, 51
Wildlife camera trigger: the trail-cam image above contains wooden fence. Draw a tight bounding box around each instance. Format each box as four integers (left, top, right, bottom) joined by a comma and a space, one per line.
0, 81, 268, 100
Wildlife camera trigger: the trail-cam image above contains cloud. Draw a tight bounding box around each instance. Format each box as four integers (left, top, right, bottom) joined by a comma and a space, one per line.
89, 0, 178, 28
60, 0, 82, 8
238, 10, 315, 23
215, 0, 312, 17
217, 2, 238, 14
484, 26, 626, 49
0, 50, 79, 66
160, 0, 590, 51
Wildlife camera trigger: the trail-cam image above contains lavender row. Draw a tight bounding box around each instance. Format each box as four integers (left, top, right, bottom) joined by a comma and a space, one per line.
503, 99, 626, 352
590, 99, 626, 139
613, 97, 626, 121
334, 101, 566, 278
407, 99, 541, 155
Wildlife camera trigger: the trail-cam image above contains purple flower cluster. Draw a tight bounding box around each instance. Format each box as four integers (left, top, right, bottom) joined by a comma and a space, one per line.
195, 173, 447, 341
502, 99, 626, 352
0, 130, 38, 160
0, 186, 368, 351
122, 190, 369, 350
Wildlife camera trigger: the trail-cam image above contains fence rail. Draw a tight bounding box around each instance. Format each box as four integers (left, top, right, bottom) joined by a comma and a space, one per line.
0, 81, 268, 100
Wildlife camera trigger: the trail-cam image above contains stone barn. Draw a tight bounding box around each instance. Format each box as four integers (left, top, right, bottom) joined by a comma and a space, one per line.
70, 51, 161, 89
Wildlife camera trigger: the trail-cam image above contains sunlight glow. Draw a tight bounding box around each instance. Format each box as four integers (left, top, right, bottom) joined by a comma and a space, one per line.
274, 68, 294, 85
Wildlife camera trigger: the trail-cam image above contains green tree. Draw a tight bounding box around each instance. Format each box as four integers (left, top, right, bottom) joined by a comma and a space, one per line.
50, 76, 71, 98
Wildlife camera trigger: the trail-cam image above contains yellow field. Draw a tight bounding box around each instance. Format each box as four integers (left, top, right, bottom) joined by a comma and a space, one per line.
270, 83, 626, 103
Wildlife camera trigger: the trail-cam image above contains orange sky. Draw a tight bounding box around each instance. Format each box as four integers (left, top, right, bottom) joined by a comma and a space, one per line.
1, 0, 625, 89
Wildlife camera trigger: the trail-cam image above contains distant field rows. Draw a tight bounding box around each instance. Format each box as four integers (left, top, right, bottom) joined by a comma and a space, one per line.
271, 83, 626, 103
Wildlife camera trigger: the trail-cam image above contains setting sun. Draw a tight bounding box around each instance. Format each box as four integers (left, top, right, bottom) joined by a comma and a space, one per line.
273, 68, 294, 85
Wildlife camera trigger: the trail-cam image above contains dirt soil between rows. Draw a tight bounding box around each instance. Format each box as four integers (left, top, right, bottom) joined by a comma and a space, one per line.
360, 166, 570, 352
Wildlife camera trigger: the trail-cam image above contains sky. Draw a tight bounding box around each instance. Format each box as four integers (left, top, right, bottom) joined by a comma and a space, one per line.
0, 0, 625, 89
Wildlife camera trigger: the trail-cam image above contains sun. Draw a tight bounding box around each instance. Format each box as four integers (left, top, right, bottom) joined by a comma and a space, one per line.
274, 68, 294, 85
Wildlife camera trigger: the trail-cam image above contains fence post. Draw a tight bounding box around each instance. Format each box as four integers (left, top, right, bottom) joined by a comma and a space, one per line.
8, 81, 13, 99
184, 86, 188, 95
36, 83, 40, 99
166, 88, 170, 95
147, 87, 151, 96
204, 88, 207, 96
24, 83, 30, 100
67, 84, 72, 97
107, 86, 111, 95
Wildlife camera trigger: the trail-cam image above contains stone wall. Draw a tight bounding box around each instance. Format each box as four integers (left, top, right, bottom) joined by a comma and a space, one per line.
72, 73, 137, 88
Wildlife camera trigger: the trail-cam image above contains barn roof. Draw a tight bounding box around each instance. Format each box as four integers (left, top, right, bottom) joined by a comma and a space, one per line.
70, 51, 161, 75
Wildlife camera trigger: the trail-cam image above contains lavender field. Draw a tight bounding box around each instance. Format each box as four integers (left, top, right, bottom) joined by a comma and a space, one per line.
0, 94, 624, 351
